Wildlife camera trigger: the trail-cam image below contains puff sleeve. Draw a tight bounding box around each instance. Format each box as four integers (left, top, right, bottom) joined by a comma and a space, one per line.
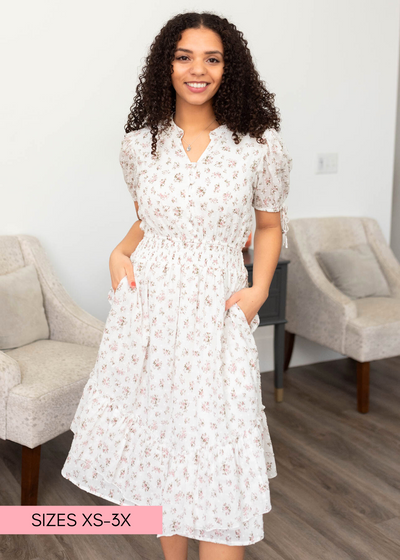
252, 128, 293, 248
119, 133, 139, 202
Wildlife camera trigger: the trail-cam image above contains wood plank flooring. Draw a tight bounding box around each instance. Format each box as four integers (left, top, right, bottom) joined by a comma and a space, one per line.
0, 356, 399, 559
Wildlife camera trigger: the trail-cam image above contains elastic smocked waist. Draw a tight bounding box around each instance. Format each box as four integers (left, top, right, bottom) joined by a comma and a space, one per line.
138, 232, 244, 254
131, 232, 248, 285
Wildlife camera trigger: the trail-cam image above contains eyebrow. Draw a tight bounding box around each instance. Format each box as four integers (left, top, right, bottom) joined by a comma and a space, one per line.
175, 47, 224, 57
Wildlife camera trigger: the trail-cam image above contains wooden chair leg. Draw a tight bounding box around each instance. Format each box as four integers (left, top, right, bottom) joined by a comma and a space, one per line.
284, 330, 295, 371
356, 361, 370, 414
21, 444, 41, 505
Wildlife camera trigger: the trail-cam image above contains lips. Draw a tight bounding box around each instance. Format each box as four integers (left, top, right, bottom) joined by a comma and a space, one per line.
184, 82, 210, 93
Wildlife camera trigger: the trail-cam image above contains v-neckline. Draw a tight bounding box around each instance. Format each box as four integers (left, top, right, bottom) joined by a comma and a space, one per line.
170, 117, 225, 165
178, 136, 212, 164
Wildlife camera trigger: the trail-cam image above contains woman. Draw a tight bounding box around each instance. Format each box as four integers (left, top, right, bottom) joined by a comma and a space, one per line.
61, 11, 292, 560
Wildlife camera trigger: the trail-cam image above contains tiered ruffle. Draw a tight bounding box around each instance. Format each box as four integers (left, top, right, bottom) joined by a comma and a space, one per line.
63, 375, 276, 537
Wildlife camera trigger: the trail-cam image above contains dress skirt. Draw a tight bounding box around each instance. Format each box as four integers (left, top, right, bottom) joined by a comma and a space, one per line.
61, 232, 277, 546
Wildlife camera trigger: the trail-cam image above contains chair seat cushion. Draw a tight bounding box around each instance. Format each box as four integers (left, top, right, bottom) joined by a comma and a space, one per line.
3, 339, 98, 447
345, 297, 400, 361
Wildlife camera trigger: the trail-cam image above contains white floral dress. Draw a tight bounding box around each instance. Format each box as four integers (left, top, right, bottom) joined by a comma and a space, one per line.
61, 116, 292, 546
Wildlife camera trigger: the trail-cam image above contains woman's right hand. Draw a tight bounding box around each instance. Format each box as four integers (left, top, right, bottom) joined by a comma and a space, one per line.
109, 249, 136, 292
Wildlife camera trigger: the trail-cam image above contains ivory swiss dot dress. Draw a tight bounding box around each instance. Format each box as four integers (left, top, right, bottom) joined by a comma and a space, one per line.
61, 116, 292, 546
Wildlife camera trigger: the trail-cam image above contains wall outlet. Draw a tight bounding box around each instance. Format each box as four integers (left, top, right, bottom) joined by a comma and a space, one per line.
316, 153, 338, 174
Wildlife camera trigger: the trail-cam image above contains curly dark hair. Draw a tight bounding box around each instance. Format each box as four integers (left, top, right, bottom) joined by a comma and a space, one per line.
124, 11, 282, 157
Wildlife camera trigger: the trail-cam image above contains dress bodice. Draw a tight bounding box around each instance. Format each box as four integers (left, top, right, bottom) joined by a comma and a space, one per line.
119, 116, 292, 251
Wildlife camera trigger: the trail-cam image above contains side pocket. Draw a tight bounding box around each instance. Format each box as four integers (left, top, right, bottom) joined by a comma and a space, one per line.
249, 312, 260, 334
233, 302, 260, 335
116, 275, 127, 290
107, 275, 127, 304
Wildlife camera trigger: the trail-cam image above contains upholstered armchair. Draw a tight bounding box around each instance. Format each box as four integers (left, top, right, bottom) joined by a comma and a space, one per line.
281, 217, 400, 413
0, 235, 104, 504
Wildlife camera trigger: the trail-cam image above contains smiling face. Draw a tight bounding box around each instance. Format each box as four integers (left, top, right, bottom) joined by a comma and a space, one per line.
171, 27, 225, 108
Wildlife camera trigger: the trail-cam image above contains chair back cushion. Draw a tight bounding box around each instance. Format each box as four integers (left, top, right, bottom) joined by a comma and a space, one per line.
0, 264, 49, 350
288, 217, 370, 254
316, 243, 391, 299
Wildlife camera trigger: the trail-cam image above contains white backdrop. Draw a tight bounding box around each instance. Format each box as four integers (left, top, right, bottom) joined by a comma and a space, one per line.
2, 0, 399, 372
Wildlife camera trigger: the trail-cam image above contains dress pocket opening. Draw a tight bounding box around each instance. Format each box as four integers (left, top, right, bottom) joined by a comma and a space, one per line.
233, 302, 260, 335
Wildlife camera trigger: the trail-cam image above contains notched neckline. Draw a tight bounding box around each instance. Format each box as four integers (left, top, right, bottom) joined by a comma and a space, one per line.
169, 116, 226, 140
169, 116, 225, 165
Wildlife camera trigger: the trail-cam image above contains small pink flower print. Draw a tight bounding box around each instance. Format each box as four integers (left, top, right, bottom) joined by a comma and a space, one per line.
122, 386, 131, 398
61, 123, 288, 546
201, 402, 210, 413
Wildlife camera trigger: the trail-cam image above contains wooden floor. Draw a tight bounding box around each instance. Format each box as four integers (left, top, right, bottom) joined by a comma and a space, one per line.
1, 355, 400, 559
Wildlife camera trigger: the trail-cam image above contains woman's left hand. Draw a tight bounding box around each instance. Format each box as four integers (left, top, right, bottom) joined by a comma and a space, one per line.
225, 286, 268, 325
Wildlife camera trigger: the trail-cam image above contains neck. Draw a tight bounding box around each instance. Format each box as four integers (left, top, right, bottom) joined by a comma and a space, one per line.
173, 102, 218, 133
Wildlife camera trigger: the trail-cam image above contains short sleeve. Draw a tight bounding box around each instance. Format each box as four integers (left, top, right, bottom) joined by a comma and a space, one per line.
119, 133, 139, 202
252, 128, 293, 248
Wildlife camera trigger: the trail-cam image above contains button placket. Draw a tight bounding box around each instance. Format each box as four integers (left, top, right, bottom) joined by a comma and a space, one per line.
187, 164, 195, 231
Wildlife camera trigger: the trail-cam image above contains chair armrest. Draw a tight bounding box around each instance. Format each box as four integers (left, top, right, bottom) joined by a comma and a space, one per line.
0, 351, 21, 440
16, 235, 104, 348
282, 234, 357, 355
362, 218, 400, 298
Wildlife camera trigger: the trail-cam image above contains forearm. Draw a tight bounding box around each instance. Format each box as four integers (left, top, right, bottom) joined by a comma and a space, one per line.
111, 220, 144, 258
251, 225, 282, 301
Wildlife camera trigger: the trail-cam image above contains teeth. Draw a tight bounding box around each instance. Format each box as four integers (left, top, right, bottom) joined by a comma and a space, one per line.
186, 82, 208, 88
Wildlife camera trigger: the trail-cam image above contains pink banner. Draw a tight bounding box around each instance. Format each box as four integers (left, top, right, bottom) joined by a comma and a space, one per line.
0, 506, 162, 534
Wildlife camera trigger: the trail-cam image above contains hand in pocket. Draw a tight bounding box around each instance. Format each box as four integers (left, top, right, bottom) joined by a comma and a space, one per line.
109, 251, 136, 292
225, 287, 264, 325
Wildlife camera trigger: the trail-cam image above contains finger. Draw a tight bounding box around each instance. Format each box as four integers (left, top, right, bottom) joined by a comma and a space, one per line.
225, 295, 238, 310
127, 264, 136, 288
112, 273, 127, 292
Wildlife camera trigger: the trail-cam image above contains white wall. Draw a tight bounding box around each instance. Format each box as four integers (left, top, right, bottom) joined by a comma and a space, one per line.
2, 1, 399, 373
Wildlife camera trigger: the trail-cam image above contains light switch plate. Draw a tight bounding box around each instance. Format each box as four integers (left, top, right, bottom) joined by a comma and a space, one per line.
316, 153, 338, 174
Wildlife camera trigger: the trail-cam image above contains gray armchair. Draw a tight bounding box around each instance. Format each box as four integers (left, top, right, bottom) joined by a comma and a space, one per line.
0, 234, 104, 504
281, 217, 400, 413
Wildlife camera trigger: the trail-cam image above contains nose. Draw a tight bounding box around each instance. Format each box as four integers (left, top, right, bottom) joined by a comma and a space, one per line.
189, 58, 207, 76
